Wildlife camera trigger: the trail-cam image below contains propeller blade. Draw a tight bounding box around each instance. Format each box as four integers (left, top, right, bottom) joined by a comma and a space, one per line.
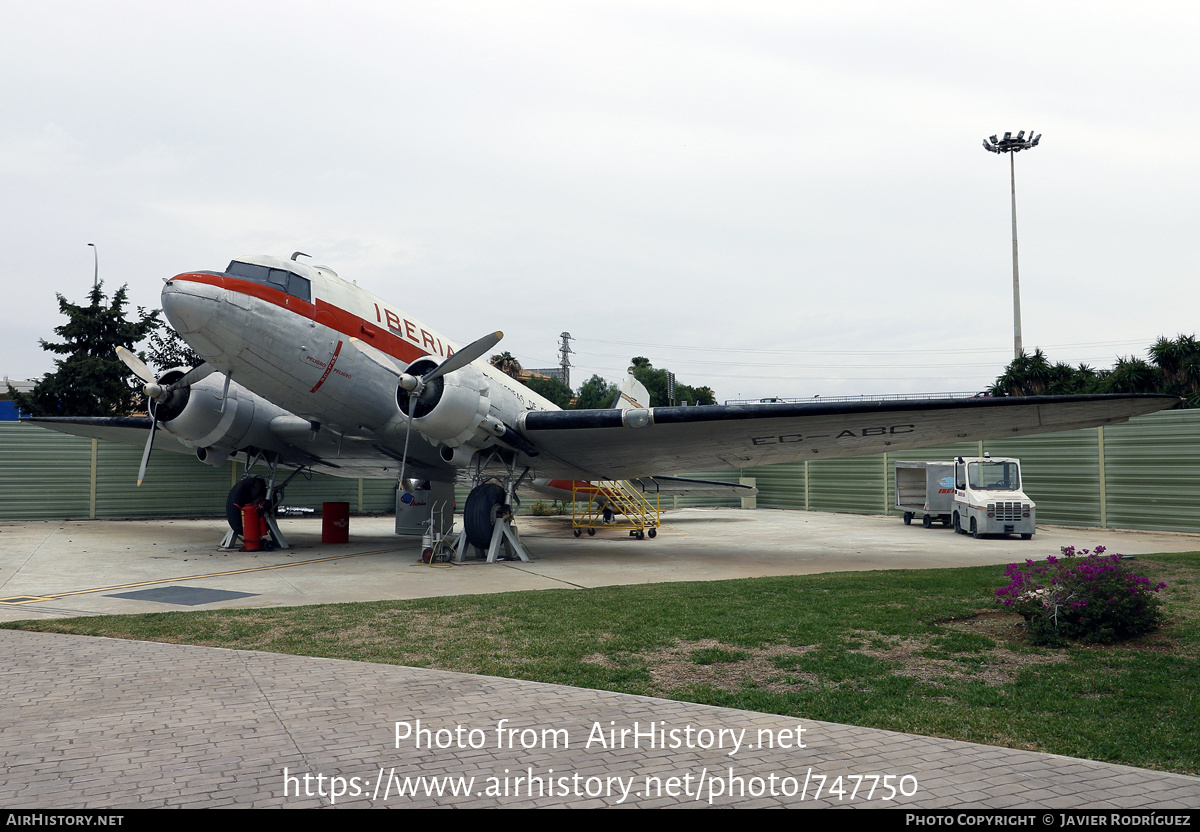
397, 391, 418, 488
137, 418, 158, 486
423, 331, 503, 384
169, 362, 216, 391
347, 338, 403, 375
116, 347, 156, 384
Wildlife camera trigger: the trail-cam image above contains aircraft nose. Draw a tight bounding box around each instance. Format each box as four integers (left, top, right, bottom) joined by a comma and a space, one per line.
161, 274, 219, 334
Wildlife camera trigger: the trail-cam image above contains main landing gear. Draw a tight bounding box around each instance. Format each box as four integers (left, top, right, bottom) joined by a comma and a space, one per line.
220, 453, 305, 550
452, 449, 532, 563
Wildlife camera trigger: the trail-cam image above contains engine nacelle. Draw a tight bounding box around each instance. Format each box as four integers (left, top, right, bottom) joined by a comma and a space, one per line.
396, 359, 529, 452
397, 359, 490, 447
152, 370, 279, 462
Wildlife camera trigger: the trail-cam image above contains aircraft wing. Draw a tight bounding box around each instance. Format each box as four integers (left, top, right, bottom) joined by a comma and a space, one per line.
517, 394, 1177, 481
20, 416, 194, 453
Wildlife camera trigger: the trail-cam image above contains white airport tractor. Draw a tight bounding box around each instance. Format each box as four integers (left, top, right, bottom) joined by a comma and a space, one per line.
894, 455, 1036, 540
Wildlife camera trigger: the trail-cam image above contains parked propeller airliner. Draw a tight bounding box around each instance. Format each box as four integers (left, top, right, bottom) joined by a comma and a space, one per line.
28, 253, 1177, 553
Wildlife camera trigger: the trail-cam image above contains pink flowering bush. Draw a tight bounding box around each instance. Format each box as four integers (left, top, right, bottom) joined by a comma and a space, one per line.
994, 546, 1167, 646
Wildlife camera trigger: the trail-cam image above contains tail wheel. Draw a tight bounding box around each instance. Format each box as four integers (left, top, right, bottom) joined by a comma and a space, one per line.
225, 477, 267, 536
463, 483, 507, 549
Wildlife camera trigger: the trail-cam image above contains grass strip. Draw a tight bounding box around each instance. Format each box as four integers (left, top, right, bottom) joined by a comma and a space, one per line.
7, 552, 1198, 774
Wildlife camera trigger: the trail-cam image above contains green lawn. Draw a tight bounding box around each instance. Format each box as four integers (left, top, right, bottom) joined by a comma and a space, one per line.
7, 552, 1199, 775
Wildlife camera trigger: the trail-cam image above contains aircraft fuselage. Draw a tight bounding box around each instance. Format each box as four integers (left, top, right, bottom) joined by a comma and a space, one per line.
161, 255, 557, 474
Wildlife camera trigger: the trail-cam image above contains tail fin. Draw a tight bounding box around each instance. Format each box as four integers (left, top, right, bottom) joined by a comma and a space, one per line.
614, 370, 650, 411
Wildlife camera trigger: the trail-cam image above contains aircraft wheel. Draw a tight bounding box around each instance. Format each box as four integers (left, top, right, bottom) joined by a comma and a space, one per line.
463, 483, 507, 549
922, 514, 932, 529
648, 528, 657, 538
587, 527, 595, 536
225, 477, 267, 536
970, 518, 980, 539
573, 528, 582, 538
903, 512, 913, 525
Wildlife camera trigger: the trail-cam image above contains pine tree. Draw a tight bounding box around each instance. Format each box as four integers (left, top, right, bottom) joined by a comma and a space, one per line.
10, 283, 161, 416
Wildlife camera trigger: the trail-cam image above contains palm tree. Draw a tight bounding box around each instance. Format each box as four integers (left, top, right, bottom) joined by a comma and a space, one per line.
1150, 335, 1200, 397
489, 351, 523, 379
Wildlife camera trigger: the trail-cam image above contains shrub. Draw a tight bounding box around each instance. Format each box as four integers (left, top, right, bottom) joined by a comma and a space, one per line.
994, 546, 1167, 646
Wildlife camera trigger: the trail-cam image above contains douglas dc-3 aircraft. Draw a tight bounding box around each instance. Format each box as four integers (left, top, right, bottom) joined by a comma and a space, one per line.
28, 253, 1176, 554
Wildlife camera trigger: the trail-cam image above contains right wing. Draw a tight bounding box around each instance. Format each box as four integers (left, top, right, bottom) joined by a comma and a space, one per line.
518, 394, 1178, 480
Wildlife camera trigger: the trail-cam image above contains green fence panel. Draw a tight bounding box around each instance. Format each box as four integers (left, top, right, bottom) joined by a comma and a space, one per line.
1103, 411, 1200, 534
0, 423, 92, 520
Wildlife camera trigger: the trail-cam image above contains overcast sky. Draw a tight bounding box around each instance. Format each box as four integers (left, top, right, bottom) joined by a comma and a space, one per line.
3, 1, 1197, 402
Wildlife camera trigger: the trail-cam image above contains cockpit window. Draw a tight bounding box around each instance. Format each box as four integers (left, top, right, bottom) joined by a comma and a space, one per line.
226, 261, 310, 303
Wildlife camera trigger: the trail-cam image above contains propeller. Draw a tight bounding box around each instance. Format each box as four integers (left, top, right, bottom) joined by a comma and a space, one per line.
115, 346, 217, 485
395, 330, 503, 487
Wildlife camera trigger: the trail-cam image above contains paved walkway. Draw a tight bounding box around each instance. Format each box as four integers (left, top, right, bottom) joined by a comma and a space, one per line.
3, 629, 1198, 809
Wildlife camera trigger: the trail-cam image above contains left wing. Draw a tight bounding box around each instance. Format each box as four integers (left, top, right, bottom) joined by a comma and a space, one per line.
517, 394, 1177, 480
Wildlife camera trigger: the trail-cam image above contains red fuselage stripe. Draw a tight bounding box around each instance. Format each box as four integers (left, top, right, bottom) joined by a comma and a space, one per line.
171, 272, 436, 366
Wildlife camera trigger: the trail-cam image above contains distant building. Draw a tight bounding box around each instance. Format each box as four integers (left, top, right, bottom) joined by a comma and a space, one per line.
1, 378, 36, 421
521, 368, 567, 384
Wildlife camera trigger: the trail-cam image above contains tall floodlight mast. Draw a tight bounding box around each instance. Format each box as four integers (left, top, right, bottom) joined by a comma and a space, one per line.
982, 130, 1041, 358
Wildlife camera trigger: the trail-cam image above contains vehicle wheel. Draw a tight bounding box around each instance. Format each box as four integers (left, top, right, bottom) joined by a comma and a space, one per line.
922, 514, 932, 529
573, 528, 582, 537
225, 477, 267, 536
941, 516, 952, 528
636, 530, 645, 539
463, 483, 507, 549
1021, 533, 1033, 540
648, 528, 657, 538
953, 512, 962, 535
903, 512, 913, 526
602, 506, 615, 523
587, 527, 595, 536
970, 518, 980, 539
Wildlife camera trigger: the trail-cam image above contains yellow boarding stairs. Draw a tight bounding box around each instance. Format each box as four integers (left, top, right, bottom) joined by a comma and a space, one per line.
571, 480, 661, 540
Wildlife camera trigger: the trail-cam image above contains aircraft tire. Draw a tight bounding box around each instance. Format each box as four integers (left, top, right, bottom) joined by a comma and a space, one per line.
225, 477, 267, 536
464, 483, 507, 549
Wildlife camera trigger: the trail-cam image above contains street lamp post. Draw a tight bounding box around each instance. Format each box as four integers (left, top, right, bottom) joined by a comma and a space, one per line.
982, 131, 1041, 359
87, 242, 98, 290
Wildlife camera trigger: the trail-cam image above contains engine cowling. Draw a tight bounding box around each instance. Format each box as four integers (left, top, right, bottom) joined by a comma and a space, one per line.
397, 358, 490, 447
152, 370, 279, 465
396, 359, 529, 452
